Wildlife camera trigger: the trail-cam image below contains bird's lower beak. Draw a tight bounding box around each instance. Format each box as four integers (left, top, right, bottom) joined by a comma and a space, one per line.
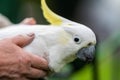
77, 45, 95, 62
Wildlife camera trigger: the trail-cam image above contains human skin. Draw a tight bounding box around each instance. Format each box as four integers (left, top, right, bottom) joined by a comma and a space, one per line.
0, 33, 49, 80
20, 18, 36, 25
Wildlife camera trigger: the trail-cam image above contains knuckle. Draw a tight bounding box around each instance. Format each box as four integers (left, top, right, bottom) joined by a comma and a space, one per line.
24, 56, 31, 65
19, 56, 31, 73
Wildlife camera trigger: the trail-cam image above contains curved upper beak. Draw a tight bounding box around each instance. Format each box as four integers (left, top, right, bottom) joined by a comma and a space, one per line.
77, 45, 95, 62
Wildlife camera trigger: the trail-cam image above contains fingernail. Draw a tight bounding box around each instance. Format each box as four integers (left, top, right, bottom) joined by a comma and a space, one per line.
27, 33, 35, 37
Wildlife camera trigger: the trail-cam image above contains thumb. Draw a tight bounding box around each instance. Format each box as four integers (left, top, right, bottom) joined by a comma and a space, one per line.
12, 33, 35, 47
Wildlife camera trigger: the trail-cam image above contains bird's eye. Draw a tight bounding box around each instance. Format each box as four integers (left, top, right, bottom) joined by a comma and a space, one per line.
73, 35, 81, 44
74, 38, 79, 42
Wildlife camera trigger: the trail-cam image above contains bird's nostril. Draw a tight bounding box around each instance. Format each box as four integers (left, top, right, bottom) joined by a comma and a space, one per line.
88, 42, 92, 46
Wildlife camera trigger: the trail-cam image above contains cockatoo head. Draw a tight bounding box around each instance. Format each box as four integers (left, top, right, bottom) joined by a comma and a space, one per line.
63, 22, 96, 61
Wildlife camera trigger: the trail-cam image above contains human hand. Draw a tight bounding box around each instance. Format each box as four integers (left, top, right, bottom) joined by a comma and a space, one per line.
0, 33, 48, 80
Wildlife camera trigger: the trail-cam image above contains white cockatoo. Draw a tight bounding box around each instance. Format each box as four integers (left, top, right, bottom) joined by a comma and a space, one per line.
0, 0, 96, 72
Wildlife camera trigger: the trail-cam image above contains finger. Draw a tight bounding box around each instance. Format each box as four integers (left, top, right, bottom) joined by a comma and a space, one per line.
12, 33, 35, 47
28, 53, 49, 70
26, 68, 47, 78
21, 18, 36, 25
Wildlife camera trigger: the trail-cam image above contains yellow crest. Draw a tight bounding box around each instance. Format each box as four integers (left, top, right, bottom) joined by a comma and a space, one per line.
41, 0, 63, 25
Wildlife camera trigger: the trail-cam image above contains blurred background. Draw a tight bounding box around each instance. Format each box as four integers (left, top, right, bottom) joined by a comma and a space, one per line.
0, 0, 120, 80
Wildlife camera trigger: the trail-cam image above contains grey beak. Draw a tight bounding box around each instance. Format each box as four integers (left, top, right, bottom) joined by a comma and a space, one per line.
77, 45, 95, 62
